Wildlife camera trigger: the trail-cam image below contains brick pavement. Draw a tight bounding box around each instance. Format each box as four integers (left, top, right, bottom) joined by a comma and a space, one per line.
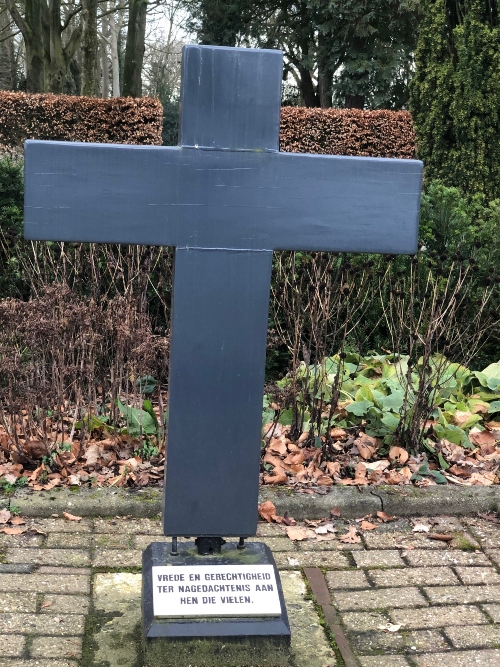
0, 513, 499, 665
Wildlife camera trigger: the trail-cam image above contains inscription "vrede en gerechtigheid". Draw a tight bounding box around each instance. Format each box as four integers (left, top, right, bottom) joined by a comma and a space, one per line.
151, 565, 282, 617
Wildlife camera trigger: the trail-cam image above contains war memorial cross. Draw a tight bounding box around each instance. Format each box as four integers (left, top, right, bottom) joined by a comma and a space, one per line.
24, 45, 423, 546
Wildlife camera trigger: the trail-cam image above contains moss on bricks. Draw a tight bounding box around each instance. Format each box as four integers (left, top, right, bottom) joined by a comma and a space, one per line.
143, 635, 291, 667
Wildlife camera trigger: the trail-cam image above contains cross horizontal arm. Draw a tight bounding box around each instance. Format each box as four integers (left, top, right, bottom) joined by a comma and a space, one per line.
25, 140, 422, 254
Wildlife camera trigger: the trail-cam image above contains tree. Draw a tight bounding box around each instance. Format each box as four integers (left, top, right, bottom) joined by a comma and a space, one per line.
123, 0, 147, 96
81, 0, 98, 95
410, 0, 500, 200
6, 0, 82, 93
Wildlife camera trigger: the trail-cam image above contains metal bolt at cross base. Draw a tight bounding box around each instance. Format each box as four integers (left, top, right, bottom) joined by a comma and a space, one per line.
24, 45, 423, 553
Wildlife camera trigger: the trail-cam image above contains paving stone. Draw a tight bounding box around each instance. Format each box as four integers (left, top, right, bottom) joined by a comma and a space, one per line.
358, 656, 411, 667
333, 587, 427, 611
353, 550, 405, 568
0, 533, 45, 548
30, 636, 82, 659
0, 564, 34, 573
370, 567, 459, 588
46, 534, 91, 549
0, 592, 37, 613
92, 534, 133, 549
38, 567, 90, 575
256, 523, 286, 537
414, 649, 500, 666
404, 549, 489, 567
341, 611, 390, 631
93, 517, 163, 535
424, 584, 500, 605
0, 634, 25, 657
326, 569, 370, 590
463, 518, 500, 548
0, 661, 77, 667
6, 549, 90, 567
347, 628, 449, 654
245, 537, 294, 552
296, 539, 351, 552
485, 550, 500, 568
455, 566, 500, 585
133, 534, 171, 550
429, 516, 465, 532
26, 518, 92, 533
444, 624, 500, 649
363, 532, 446, 550
92, 570, 337, 667
0, 613, 85, 635
482, 603, 500, 622
0, 574, 90, 594
40, 594, 90, 615
390, 604, 488, 629
92, 549, 142, 568
273, 550, 349, 569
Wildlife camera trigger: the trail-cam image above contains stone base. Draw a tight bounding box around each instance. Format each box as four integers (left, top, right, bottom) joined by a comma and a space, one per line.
142, 541, 291, 667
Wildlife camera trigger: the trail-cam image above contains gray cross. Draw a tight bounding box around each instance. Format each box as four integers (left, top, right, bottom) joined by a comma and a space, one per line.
24, 45, 422, 540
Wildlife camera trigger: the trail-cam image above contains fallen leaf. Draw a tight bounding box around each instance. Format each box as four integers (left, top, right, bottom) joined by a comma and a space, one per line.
258, 501, 277, 523
268, 438, 288, 457
364, 460, 390, 472
331, 507, 341, 518
377, 511, 395, 522
316, 474, 333, 486
360, 521, 377, 530
326, 461, 341, 476
41, 601, 52, 609
389, 446, 409, 465
10, 516, 25, 525
286, 526, 310, 541
427, 534, 453, 542
378, 623, 403, 633
0, 508, 11, 524
0, 526, 25, 535
413, 523, 430, 533
23, 440, 48, 459
51, 514, 59, 518
263, 471, 287, 485
339, 525, 361, 544
469, 430, 495, 447
62, 512, 82, 522
315, 523, 336, 535
357, 443, 376, 460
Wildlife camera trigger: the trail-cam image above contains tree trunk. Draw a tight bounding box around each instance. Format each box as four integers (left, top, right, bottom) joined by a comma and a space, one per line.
81, 0, 98, 96
297, 64, 317, 107
123, 0, 147, 97
0, 7, 15, 89
7, 0, 45, 92
317, 33, 332, 108
109, 4, 124, 97
48, 0, 66, 93
345, 93, 365, 109
100, 21, 109, 97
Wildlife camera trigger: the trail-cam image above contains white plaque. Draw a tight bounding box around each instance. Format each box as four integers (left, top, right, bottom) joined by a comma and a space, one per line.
152, 564, 282, 617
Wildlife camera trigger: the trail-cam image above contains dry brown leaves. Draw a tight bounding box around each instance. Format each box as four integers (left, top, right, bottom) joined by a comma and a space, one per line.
261, 422, 500, 490
0, 508, 26, 534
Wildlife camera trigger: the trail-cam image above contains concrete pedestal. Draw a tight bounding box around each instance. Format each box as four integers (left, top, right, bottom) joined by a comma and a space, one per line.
142, 541, 291, 667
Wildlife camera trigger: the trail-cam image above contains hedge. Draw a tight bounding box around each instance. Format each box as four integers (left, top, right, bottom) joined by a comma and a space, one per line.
0, 92, 163, 148
279, 107, 416, 159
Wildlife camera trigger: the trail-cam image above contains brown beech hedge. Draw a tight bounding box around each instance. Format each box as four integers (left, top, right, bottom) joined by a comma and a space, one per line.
0, 92, 163, 148
280, 108, 416, 159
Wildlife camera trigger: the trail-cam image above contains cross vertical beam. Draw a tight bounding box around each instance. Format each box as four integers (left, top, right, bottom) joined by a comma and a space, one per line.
165, 248, 273, 536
